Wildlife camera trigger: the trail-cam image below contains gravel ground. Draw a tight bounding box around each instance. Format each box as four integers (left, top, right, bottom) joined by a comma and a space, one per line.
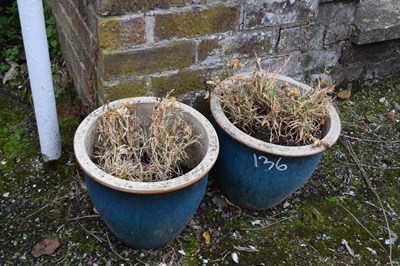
0, 77, 399, 265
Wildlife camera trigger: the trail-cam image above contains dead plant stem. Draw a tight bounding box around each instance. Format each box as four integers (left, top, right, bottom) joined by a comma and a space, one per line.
106, 233, 131, 263
77, 221, 105, 243
342, 134, 400, 144
242, 215, 298, 231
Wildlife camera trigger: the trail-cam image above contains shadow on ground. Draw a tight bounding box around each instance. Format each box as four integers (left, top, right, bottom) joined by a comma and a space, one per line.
0, 76, 399, 265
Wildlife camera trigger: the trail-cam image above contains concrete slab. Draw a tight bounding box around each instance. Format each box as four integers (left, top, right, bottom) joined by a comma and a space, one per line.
354, 0, 400, 44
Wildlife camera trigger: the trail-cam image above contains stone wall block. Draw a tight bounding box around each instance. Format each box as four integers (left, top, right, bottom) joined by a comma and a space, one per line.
317, 0, 357, 25
278, 25, 325, 53
233, 30, 279, 57
260, 50, 340, 77
198, 38, 222, 62
97, 78, 148, 102
97, 16, 146, 49
152, 69, 205, 97
98, 42, 194, 80
324, 23, 353, 45
244, 0, 319, 29
154, 6, 241, 40
340, 39, 400, 65
363, 56, 400, 80
96, 0, 186, 16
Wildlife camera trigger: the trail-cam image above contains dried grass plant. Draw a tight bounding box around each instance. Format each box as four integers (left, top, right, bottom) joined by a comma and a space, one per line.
95, 96, 200, 182
208, 58, 334, 147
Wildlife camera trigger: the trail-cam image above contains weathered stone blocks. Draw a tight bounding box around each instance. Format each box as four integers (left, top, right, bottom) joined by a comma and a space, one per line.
98, 42, 194, 80
97, 16, 145, 49
278, 25, 325, 52
96, 0, 186, 16
49, 0, 400, 105
154, 6, 241, 40
244, 0, 319, 29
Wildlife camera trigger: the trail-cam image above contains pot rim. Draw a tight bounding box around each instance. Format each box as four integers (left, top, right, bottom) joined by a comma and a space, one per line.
210, 73, 341, 157
74, 97, 219, 194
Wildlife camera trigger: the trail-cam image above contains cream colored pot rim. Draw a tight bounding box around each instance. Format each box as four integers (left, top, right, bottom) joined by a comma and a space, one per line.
210, 73, 341, 158
74, 97, 220, 194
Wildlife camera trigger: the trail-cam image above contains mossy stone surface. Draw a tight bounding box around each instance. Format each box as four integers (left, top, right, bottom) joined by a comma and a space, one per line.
98, 42, 194, 80
97, 16, 145, 49
154, 6, 241, 40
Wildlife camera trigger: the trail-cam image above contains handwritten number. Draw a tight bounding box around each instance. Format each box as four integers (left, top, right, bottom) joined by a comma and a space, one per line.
253, 154, 288, 171
275, 158, 288, 171
258, 156, 274, 171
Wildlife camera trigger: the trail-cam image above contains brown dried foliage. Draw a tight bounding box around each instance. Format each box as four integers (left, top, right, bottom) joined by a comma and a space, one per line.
95, 97, 200, 182
209, 59, 334, 146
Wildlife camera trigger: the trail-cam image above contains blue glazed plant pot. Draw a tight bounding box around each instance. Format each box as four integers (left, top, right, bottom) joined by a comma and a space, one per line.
74, 97, 219, 248
210, 74, 341, 210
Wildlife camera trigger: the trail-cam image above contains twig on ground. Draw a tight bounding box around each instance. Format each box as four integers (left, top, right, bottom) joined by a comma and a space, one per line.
341, 134, 400, 144
242, 215, 298, 231
77, 221, 105, 243
106, 233, 131, 263
365, 201, 397, 217
24, 196, 66, 219
67, 215, 100, 221
340, 162, 400, 170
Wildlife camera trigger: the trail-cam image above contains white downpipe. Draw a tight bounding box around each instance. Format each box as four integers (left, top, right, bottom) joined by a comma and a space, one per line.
17, 0, 61, 161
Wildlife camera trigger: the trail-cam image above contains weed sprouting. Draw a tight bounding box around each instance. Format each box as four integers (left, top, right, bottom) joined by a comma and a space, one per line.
209, 58, 334, 146
95, 96, 201, 182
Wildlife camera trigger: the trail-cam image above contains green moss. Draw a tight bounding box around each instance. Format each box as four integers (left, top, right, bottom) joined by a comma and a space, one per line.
152, 70, 204, 97
97, 17, 145, 49
98, 78, 148, 102
155, 6, 240, 39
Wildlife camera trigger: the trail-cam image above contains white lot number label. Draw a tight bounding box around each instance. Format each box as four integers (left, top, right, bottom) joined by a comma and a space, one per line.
253, 154, 288, 171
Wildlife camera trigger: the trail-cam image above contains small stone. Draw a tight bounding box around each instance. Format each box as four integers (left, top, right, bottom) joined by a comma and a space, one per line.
178, 249, 186, 256
2, 192, 10, 198
231, 252, 239, 264
378, 97, 386, 103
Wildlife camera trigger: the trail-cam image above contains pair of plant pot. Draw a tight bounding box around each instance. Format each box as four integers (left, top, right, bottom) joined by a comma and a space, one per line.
74, 75, 341, 249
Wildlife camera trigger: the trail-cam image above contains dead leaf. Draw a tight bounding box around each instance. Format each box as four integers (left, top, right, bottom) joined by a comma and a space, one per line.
337, 88, 351, 100
188, 219, 201, 230
161, 250, 174, 263
31, 238, 61, 258
2, 66, 18, 84
212, 195, 227, 211
387, 110, 396, 120
203, 231, 211, 245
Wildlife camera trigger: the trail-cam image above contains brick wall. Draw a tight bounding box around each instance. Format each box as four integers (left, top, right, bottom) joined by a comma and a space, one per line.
48, 0, 400, 109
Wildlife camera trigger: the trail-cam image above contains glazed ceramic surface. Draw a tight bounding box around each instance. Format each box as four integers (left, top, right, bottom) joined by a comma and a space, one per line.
74, 97, 219, 248
210, 74, 341, 210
